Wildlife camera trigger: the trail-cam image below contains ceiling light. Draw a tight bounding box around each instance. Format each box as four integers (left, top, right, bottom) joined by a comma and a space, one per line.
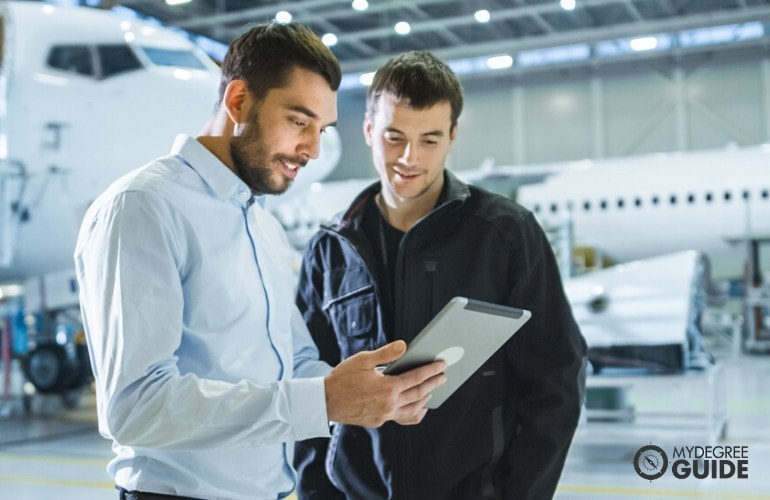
394, 21, 411, 35
486, 55, 513, 69
166, 0, 192, 5
560, 0, 576, 11
352, 0, 369, 11
474, 10, 491, 23
275, 10, 292, 23
629, 36, 658, 51
322, 33, 338, 46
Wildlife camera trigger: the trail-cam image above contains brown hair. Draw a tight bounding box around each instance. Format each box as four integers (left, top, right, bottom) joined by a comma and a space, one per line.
366, 51, 463, 130
218, 22, 341, 106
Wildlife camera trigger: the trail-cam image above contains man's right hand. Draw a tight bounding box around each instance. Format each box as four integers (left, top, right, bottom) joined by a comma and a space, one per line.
324, 340, 446, 428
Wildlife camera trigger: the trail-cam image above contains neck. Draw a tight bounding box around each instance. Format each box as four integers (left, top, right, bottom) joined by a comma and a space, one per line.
378, 183, 442, 232
197, 113, 236, 172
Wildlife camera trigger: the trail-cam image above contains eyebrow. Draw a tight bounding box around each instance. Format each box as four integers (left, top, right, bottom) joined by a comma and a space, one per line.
288, 105, 337, 128
385, 126, 444, 137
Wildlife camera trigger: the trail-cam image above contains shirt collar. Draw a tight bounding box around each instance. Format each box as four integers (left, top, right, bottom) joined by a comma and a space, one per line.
171, 134, 260, 206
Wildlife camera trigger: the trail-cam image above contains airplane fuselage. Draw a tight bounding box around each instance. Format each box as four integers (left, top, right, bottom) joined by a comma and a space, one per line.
516, 147, 770, 278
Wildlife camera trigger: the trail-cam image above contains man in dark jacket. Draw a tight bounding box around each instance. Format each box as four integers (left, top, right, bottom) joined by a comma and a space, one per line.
294, 50, 587, 500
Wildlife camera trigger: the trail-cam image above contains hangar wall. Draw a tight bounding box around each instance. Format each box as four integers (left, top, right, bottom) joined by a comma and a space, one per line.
328, 56, 770, 181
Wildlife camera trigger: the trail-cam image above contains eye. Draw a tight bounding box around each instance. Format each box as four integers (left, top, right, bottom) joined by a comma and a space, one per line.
289, 116, 307, 128
384, 133, 404, 143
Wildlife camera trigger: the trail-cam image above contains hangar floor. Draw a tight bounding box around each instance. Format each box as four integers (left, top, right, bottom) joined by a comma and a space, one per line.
1, 353, 769, 499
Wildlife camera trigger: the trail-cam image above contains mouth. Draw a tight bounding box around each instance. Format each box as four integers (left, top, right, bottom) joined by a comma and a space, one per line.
393, 168, 420, 181
280, 158, 303, 180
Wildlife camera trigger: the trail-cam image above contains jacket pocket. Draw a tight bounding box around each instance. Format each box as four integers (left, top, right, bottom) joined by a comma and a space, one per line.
324, 284, 377, 357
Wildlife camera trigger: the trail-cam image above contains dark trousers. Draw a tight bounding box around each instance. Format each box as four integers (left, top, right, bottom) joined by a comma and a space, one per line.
117, 487, 203, 500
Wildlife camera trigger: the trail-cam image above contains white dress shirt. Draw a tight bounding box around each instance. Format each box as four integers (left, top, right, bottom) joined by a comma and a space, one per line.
75, 134, 331, 499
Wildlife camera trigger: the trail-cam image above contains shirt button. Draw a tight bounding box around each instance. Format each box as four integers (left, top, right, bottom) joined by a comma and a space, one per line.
351, 321, 358, 328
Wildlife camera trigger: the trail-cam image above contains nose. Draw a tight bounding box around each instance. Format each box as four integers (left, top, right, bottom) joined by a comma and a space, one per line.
298, 130, 322, 160
398, 142, 417, 166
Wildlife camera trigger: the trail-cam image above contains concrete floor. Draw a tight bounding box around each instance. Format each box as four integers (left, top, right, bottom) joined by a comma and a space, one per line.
1, 353, 769, 499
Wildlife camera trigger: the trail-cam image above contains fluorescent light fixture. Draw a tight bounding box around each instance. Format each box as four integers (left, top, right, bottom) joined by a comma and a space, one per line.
448, 57, 490, 76
597, 33, 671, 57
395, 21, 411, 35
166, 0, 192, 5
560, 0, 576, 11
486, 55, 513, 70
474, 9, 490, 23
359, 72, 375, 86
322, 33, 338, 46
352, 0, 369, 11
629, 36, 658, 51
680, 22, 764, 48
517, 44, 590, 67
275, 10, 292, 23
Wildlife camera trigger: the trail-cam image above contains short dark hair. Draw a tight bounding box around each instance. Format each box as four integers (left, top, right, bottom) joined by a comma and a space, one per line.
218, 22, 341, 106
366, 51, 463, 130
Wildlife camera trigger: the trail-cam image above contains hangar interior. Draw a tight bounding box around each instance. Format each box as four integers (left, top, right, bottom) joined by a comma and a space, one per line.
2, 0, 770, 499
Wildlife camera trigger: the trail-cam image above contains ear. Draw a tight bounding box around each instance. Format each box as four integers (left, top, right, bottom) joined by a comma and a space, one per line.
222, 79, 250, 125
449, 123, 459, 146
363, 116, 373, 146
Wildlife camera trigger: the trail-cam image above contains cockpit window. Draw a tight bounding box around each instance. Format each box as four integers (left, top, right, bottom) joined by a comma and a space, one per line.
140, 47, 207, 70
98, 44, 142, 78
47, 45, 94, 76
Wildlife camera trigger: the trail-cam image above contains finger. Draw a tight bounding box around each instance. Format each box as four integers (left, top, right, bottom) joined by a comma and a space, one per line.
399, 372, 446, 405
394, 396, 431, 425
394, 359, 447, 390
354, 340, 407, 368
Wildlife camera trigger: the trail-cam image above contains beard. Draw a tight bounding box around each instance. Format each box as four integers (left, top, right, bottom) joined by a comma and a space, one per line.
229, 113, 306, 195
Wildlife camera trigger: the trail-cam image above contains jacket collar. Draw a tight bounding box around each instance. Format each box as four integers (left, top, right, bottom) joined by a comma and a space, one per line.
330, 169, 471, 232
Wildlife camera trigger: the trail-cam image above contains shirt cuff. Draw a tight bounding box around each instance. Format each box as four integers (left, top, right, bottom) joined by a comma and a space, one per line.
288, 376, 331, 441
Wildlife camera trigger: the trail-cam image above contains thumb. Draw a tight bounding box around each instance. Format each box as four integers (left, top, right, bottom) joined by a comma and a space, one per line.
360, 340, 407, 367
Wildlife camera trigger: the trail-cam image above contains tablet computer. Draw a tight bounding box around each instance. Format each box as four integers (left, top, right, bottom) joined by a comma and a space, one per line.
383, 296, 531, 409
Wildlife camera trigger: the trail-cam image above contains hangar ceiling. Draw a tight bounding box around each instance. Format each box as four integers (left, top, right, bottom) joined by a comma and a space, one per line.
110, 0, 770, 80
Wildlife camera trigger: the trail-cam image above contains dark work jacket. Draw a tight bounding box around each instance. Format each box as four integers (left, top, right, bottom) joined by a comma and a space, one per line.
294, 171, 587, 500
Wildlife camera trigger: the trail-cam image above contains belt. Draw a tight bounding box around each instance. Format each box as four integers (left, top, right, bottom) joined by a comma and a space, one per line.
117, 487, 203, 500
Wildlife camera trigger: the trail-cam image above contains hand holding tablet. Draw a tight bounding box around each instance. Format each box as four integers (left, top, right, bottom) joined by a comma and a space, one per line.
384, 297, 531, 409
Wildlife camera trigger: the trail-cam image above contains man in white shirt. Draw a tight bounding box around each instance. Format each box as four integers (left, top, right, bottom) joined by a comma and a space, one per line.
75, 22, 446, 500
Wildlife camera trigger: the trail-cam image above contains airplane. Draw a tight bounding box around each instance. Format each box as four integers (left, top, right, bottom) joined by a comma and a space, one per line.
269, 145, 770, 372
0, 1, 341, 403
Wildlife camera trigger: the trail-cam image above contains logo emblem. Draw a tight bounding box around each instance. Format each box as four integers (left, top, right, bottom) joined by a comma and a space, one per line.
634, 444, 668, 481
